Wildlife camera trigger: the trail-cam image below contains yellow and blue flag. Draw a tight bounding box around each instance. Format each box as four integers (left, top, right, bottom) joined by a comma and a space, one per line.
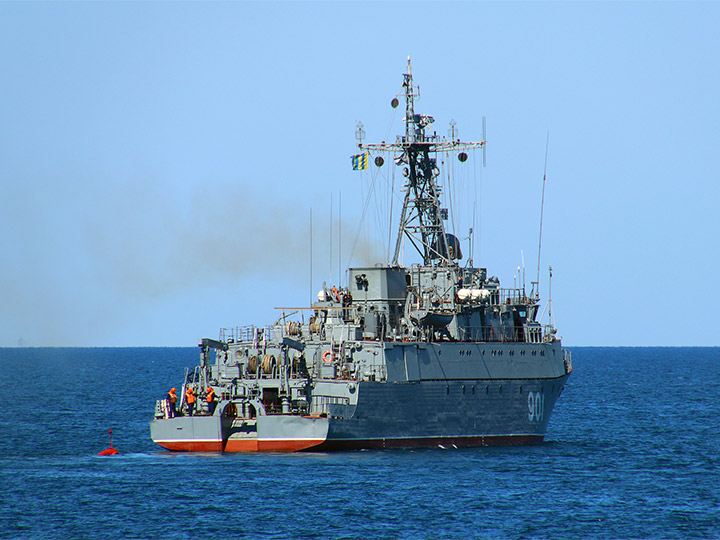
351, 152, 369, 170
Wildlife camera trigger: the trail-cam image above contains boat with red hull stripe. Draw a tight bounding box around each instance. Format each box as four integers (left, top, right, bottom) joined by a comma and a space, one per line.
153, 434, 544, 453
149, 59, 572, 453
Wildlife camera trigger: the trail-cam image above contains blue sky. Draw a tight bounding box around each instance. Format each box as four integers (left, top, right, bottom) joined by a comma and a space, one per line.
1, 1, 719, 347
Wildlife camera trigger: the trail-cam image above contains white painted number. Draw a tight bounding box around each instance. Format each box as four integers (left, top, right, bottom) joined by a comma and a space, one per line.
527, 391, 544, 422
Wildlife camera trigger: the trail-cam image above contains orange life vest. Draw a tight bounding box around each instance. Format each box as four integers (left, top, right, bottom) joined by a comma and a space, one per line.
186, 390, 196, 404
207, 389, 215, 403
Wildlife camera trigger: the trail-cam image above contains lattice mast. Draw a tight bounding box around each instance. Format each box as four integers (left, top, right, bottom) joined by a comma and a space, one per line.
359, 57, 486, 267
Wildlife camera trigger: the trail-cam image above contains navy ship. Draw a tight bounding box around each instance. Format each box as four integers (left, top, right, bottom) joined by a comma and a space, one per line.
150, 59, 572, 452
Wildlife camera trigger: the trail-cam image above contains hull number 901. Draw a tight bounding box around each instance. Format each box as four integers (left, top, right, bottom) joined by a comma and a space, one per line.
527, 391, 544, 422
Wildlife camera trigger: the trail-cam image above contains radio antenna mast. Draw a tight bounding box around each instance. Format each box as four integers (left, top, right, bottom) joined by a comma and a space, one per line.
535, 132, 549, 299
358, 56, 485, 267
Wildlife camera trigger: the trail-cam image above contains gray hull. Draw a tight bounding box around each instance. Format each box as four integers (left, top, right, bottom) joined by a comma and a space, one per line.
151, 371, 570, 452
320, 375, 569, 449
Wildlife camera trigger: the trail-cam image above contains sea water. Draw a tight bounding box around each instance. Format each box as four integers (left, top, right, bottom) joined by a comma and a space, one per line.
0, 347, 718, 539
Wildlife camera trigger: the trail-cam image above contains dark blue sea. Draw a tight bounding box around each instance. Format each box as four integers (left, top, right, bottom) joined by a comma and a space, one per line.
1, 347, 718, 539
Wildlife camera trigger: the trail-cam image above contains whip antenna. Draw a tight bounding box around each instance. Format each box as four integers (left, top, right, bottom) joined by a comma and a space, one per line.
535, 132, 549, 298
482, 116, 487, 167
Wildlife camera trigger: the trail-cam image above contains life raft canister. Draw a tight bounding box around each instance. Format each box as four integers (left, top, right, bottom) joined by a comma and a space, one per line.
322, 350, 334, 363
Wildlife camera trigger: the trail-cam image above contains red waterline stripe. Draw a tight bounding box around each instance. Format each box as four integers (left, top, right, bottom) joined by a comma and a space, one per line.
154, 434, 542, 453
154, 438, 327, 453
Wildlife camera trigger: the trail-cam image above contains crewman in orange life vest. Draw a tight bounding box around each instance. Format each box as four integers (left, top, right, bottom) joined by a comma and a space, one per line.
167, 387, 178, 418
185, 387, 196, 416
206, 387, 216, 416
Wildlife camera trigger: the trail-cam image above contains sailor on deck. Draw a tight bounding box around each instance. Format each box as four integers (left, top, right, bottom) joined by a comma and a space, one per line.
206, 387, 216, 416
166, 388, 178, 418
185, 387, 196, 416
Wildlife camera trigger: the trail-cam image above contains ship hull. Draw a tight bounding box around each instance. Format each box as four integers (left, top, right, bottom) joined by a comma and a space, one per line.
150, 373, 569, 452
314, 434, 543, 451
151, 414, 330, 452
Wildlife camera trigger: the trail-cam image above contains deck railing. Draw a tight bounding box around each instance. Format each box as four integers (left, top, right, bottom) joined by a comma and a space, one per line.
219, 325, 270, 345
456, 324, 555, 343
220, 323, 556, 344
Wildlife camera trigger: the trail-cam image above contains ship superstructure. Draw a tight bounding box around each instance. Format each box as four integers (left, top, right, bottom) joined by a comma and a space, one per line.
150, 59, 572, 452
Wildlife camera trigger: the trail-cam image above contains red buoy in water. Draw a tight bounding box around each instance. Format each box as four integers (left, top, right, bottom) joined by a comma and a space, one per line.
98, 429, 119, 456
